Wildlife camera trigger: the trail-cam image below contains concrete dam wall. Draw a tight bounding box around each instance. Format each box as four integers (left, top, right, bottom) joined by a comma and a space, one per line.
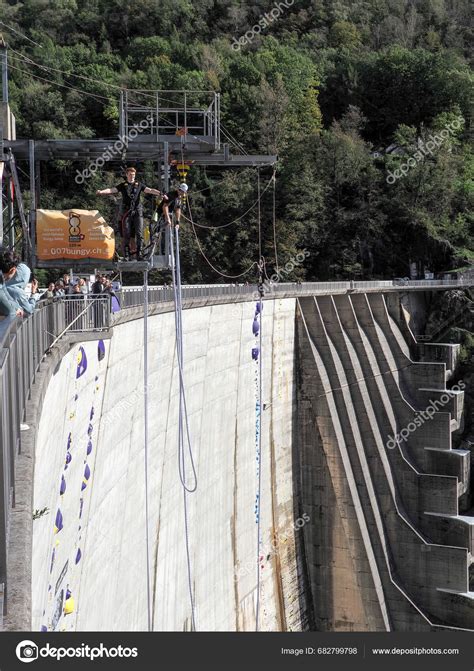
30, 292, 474, 632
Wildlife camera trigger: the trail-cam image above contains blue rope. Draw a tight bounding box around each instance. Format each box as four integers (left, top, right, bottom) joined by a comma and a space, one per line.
143, 269, 152, 631
170, 223, 198, 631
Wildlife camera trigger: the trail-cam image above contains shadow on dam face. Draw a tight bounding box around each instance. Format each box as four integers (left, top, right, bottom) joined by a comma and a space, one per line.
25, 292, 474, 632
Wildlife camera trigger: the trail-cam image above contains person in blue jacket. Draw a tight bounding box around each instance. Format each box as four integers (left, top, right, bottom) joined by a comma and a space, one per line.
5, 261, 40, 315
0, 248, 22, 318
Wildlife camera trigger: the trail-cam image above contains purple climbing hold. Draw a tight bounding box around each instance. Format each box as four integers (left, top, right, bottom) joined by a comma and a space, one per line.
66, 588, 72, 600
65, 452, 72, 465
90, 407, 95, 421
75, 548, 82, 564
54, 509, 63, 533
41, 625, 48, 632
87, 423, 93, 437
67, 433, 72, 450
79, 498, 84, 519
87, 440, 93, 456
252, 318, 260, 336
98, 339, 105, 362
252, 347, 259, 361
60, 476, 66, 496
76, 346, 88, 379
255, 302, 263, 314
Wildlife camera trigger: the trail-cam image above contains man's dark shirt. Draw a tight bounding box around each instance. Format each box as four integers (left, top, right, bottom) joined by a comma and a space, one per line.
115, 181, 146, 213
91, 281, 104, 295
158, 190, 186, 216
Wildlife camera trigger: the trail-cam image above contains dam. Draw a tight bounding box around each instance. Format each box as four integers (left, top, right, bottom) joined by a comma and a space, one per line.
1, 279, 473, 632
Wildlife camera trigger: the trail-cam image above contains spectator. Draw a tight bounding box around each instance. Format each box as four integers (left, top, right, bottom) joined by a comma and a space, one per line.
0, 248, 22, 318
71, 283, 84, 299
61, 273, 74, 294
90, 275, 108, 327
66, 283, 86, 328
29, 274, 41, 302
104, 278, 121, 314
41, 282, 55, 300
91, 274, 104, 295
79, 278, 88, 295
54, 282, 65, 297
4, 257, 38, 315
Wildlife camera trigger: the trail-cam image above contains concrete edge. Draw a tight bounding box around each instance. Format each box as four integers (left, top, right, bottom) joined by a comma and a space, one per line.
5, 339, 74, 631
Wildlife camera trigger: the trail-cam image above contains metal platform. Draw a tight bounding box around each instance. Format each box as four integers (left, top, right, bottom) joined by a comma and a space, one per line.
116, 255, 171, 273
6, 138, 276, 166
0, 66, 277, 271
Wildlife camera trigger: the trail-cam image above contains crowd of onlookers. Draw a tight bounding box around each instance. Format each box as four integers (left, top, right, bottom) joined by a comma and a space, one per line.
39, 273, 120, 302
0, 247, 120, 319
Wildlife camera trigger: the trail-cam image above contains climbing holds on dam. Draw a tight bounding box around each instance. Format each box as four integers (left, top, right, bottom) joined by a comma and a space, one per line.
35, 341, 110, 632
64, 589, 75, 615
54, 509, 63, 534
252, 295, 264, 631
76, 346, 88, 378
81, 464, 91, 491
98, 339, 106, 361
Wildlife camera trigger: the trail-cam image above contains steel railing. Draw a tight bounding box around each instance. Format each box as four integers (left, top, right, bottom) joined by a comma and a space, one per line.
114, 278, 473, 309
0, 295, 112, 620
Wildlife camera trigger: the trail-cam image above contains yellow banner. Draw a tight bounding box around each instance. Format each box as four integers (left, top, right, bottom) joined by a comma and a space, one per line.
36, 209, 115, 261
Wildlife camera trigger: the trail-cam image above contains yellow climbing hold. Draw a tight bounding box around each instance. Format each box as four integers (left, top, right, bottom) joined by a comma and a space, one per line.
64, 596, 75, 615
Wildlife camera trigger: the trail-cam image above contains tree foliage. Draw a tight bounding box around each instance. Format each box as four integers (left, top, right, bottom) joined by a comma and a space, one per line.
0, 0, 471, 280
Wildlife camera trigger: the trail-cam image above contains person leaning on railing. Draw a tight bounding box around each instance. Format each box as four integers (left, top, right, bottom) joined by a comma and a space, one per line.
40, 282, 55, 300
0, 248, 24, 318
0, 248, 40, 316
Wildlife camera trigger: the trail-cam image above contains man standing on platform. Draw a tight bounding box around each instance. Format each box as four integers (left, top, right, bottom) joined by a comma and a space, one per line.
96, 166, 161, 260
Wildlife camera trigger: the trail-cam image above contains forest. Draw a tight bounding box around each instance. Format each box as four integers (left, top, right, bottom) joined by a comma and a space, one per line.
1, 0, 472, 282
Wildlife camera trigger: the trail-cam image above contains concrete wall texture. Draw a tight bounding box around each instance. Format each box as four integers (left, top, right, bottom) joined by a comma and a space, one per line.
32, 298, 307, 632
30, 292, 474, 632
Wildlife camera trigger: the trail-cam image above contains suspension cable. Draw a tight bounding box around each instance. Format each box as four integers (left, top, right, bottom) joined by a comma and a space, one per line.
272, 168, 279, 275
181, 173, 275, 230
186, 197, 258, 279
